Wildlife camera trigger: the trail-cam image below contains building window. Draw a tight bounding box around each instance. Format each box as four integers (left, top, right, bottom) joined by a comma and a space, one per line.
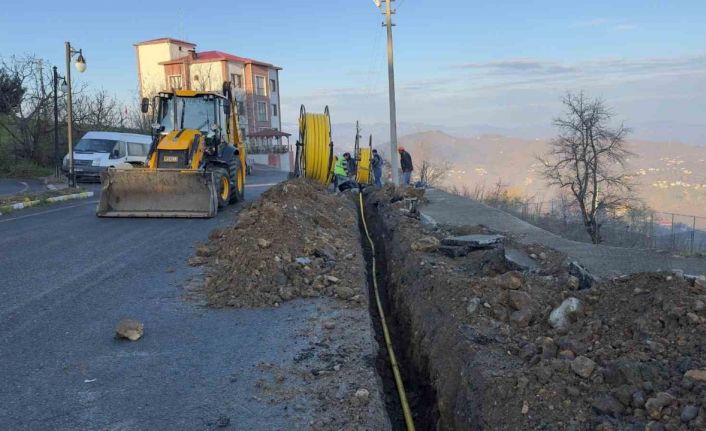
270, 79, 277, 93
168, 75, 182, 90
237, 101, 246, 115
239, 128, 247, 140
256, 75, 267, 96
257, 101, 267, 121
231, 73, 243, 89
271, 104, 278, 117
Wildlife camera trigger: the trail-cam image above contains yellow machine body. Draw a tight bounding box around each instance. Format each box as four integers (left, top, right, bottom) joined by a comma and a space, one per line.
97, 88, 245, 218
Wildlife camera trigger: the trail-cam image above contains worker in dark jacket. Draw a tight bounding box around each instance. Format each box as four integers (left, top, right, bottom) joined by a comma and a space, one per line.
371, 149, 383, 186
348, 153, 357, 178
398, 147, 413, 185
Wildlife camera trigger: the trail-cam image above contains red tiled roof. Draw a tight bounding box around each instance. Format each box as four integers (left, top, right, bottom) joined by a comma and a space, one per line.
135, 37, 196, 47
160, 50, 281, 70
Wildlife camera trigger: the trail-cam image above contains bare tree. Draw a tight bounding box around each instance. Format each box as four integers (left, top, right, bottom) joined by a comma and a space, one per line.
73, 89, 121, 129
0, 55, 55, 163
538, 92, 634, 244
127, 106, 151, 133
417, 159, 450, 186
192, 64, 216, 91
1, 55, 147, 168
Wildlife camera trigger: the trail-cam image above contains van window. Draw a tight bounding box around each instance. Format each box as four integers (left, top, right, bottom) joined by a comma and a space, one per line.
75, 138, 117, 153
115, 142, 127, 158
128, 142, 148, 157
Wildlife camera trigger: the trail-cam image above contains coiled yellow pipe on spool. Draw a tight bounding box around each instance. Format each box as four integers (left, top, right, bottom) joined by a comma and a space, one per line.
296, 105, 333, 184
357, 147, 372, 184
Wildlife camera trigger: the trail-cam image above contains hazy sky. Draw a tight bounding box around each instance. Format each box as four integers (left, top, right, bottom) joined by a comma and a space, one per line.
1, 0, 705, 143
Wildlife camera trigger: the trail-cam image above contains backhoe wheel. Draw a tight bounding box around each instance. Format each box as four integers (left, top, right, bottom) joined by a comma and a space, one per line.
229, 159, 244, 204
211, 168, 231, 209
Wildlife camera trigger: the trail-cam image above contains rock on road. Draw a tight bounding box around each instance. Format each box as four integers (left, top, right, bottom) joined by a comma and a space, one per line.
0, 167, 323, 430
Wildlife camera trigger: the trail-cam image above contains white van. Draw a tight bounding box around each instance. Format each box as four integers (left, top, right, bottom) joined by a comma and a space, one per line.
63, 131, 152, 181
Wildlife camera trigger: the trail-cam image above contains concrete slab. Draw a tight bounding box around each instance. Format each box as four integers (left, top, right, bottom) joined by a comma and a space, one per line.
505, 247, 540, 272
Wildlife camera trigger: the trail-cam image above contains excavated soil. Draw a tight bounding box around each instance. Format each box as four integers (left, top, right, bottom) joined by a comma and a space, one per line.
364, 185, 706, 431
191, 179, 366, 308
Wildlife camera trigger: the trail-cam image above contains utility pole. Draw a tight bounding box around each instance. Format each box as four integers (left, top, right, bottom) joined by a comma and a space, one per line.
374, 0, 400, 185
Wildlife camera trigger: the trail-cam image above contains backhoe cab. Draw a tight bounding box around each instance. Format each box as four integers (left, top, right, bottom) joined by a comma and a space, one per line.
96, 84, 246, 218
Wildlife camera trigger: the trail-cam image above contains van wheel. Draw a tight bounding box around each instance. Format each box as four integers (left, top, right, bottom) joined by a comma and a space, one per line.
211, 168, 231, 208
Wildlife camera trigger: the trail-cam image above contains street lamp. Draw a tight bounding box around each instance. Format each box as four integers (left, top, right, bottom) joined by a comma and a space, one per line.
53, 66, 67, 178
65, 41, 87, 187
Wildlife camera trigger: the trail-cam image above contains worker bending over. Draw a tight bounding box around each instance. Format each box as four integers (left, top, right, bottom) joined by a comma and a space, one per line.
333, 152, 353, 190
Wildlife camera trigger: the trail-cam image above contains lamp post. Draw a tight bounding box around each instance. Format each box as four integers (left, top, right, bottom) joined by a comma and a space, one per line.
65, 41, 87, 187
52, 66, 67, 178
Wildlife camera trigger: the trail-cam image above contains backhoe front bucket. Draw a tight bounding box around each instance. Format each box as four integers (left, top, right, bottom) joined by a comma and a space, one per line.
97, 168, 218, 218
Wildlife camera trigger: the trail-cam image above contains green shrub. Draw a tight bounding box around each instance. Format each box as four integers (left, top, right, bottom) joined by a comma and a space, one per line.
0, 159, 53, 178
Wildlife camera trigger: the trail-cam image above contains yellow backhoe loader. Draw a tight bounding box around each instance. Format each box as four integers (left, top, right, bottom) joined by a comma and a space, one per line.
96, 83, 245, 218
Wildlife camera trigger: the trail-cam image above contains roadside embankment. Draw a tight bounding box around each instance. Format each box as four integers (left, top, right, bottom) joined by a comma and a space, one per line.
364, 185, 706, 430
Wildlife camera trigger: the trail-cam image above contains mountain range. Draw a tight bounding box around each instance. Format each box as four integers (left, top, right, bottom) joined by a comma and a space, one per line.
280, 121, 706, 218
397, 131, 706, 219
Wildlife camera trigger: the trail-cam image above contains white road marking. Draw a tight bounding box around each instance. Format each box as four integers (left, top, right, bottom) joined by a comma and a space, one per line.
245, 183, 278, 188
0, 200, 99, 223
1, 181, 279, 223
18, 181, 29, 194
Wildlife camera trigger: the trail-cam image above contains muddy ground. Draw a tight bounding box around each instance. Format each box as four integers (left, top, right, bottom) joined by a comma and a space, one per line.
188, 179, 390, 430
364, 185, 706, 431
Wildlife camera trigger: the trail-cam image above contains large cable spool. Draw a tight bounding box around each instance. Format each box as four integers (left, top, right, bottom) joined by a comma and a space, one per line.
356, 134, 373, 184
295, 105, 333, 185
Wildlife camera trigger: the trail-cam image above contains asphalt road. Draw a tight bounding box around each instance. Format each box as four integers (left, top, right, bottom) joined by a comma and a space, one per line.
0, 178, 47, 197
0, 167, 329, 430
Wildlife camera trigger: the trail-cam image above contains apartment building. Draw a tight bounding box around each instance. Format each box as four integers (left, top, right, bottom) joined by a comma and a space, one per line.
134, 37, 282, 142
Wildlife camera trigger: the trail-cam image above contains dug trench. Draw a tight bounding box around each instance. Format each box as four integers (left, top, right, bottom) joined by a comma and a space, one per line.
362, 185, 706, 431
357, 191, 438, 430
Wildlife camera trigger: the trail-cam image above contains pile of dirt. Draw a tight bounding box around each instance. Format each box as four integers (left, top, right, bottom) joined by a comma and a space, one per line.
190, 179, 366, 308
364, 185, 706, 430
